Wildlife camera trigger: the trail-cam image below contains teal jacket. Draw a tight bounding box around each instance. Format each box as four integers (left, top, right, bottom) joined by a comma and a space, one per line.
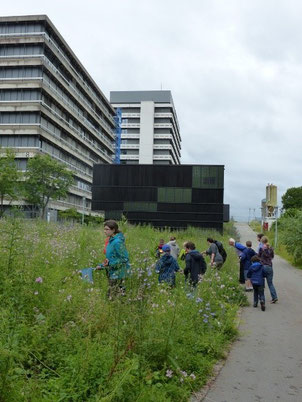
106, 232, 130, 279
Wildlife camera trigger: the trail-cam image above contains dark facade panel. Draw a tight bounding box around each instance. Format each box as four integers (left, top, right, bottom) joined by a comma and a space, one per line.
93, 186, 158, 202
93, 164, 192, 187
192, 189, 224, 203
223, 204, 230, 222
92, 164, 226, 230
157, 203, 223, 213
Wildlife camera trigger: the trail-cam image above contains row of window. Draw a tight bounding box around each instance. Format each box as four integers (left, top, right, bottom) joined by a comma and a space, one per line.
0, 23, 44, 33
40, 140, 93, 177
40, 117, 106, 162
0, 89, 41, 101
0, 112, 40, 124
157, 188, 192, 203
0, 66, 42, 78
192, 166, 224, 189
0, 44, 43, 56
0, 135, 39, 148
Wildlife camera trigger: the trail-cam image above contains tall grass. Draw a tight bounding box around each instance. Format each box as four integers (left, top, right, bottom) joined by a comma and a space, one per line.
0, 218, 246, 401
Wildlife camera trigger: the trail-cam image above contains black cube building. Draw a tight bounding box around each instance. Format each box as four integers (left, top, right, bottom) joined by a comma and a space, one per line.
92, 165, 226, 231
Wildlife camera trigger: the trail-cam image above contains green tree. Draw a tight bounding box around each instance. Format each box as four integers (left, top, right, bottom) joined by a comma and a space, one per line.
0, 148, 21, 217
282, 186, 302, 210
24, 154, 74, 218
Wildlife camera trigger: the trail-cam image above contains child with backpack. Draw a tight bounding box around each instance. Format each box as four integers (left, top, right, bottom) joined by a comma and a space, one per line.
155, 244, 180, 287
247, 255, 266, 311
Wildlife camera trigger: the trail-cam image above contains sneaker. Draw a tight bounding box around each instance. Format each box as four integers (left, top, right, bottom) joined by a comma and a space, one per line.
270, 298, 278, 304
260, 301, 265, 311
253, 303, 258, 308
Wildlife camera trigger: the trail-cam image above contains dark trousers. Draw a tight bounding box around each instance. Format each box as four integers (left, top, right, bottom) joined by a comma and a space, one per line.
239, 260, 245, 284
253, 284, 265, 305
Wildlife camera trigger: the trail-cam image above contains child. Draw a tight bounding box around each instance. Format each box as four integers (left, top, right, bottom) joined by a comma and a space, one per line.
240, 240, 256, 291
155, 244, 180, 287
155, 238, 165, 259
247, 255, 266, 311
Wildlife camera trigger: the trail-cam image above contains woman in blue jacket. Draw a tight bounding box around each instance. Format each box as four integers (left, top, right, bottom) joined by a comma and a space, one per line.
101, 220, 130, 298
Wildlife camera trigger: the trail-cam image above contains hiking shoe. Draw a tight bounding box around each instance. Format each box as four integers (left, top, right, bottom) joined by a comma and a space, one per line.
260, 301, 265, 311
270, 298, 278, 304
253, 303, 258, 308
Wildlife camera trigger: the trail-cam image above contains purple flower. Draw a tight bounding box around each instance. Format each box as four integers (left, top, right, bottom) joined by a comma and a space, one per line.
190, 373, 196, 380
35, 277, 43, 283
166, 369, 173, 378
180, 370, 188, 377
196, 297, 203, 303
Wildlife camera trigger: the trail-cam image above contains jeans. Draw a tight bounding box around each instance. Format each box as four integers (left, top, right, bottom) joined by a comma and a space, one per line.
263, 265, 278, 300
253, 284, 265, 305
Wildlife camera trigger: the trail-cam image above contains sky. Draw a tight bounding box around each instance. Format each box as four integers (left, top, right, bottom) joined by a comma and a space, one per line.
2, 0, 302, 221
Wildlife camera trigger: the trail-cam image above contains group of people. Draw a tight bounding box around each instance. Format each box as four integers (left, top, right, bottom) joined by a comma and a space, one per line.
229, 234, 278, 311
96, 220, 277, 310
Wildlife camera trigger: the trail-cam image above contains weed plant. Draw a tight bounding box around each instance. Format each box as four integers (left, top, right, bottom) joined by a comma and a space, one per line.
0, 218, 246, 401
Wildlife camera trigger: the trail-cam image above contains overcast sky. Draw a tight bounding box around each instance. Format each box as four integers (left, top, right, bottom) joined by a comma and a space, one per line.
2, 0, 302, 220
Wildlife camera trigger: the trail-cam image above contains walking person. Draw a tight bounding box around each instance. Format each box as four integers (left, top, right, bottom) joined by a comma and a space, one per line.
240, 241, 256, 291
184, 241, 207, 288
98, 220, 130, 298
259, 236, 278, 303
247, 255, 266, 311
204, 238, 224, 269
229, 238, 246, 284
167, 236, 180, 260
257, 233, 264, 254
155, 244, 180, 287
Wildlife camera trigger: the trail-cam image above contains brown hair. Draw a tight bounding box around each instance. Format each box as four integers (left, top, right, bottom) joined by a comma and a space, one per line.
184, 241, 195, 250
251, 255, 261, 263
257, 233, 264, 240
246, 240, 252, 247
261, 236, 269, 244
104, 220, 120, 234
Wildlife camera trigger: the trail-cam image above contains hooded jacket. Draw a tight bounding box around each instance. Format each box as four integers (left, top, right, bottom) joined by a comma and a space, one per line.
155, 253, 180, 285
240, 247, 256, 271
106, 232, 130, 280
247, 262, 265, 286
184, 250, 207, 283
167, 240, 180, 259
259, 247, 274, 267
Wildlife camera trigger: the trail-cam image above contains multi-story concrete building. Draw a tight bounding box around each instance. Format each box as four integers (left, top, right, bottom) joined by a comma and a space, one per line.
110, 90, 181, 165
0, 15, 116, 217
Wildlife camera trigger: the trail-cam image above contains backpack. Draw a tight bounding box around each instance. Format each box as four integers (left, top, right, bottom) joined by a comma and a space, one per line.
214, 241, 227, 262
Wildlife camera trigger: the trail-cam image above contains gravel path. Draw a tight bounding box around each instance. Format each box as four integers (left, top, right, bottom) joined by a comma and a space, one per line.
200, 223, 302, 402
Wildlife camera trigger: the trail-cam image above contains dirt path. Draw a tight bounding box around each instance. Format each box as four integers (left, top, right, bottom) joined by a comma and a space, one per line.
200, 223, 302, 402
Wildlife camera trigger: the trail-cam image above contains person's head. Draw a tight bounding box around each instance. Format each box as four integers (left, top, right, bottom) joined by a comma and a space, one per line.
207, 237, 214, 243
229, 238, 235, 246
184, 241, 195, 251
246, 240, 252, 248
251, 255, 261, 263
162, 244, 171, 253
257, 233, 264, 242
170, 236, 176, 241
104, 220, 120, 237
261, 236, 270, 248
159, 238, 165, 245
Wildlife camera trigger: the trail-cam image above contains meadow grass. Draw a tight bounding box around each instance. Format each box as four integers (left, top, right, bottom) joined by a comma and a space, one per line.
0, 218, 246, 401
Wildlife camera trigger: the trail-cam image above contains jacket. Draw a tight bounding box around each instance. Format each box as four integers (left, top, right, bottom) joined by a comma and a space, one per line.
259, 247, 274, 267
155, 254, 180, 285
167, 240, 180, 259
234, 242, 246, 257
247, 262, 265, 286
106, 232, 130, 280
240, 247, 256, 271
184, 250, 207, 283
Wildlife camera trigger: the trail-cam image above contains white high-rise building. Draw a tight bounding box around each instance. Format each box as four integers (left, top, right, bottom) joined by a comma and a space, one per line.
110, 90, 181, 165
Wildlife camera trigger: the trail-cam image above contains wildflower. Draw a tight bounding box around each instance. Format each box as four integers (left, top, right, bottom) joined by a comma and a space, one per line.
220, 284, 225, 289
203, 318, 208, 323
190, 373, 196, 380
180, 370, 188, 377
196, 297, 203, 303
34, 291, 39, 295
35, 277, 43, 283
166, 369, 173, 378
65, 295, 72, 302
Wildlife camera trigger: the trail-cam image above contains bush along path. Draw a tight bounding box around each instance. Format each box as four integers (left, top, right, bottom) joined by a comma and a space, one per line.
0, 219, 246, 401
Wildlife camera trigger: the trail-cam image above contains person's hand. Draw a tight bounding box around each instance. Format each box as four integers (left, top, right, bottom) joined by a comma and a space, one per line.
103, 259, 109, 266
